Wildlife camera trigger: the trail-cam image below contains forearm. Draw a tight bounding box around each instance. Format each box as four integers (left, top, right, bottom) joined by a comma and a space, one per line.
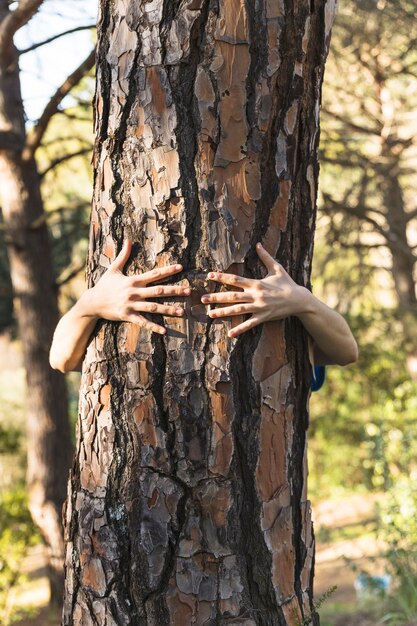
49, 290, 98, 373
296, 287, 358, 366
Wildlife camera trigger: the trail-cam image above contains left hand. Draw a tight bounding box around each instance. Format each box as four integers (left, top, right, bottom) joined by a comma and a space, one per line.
201, 242, 310, 337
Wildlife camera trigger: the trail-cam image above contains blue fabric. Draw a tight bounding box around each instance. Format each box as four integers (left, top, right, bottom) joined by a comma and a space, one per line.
310, 365, 326, 392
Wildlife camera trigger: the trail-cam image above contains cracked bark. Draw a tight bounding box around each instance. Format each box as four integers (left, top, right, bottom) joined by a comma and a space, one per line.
63, 1, 335, 624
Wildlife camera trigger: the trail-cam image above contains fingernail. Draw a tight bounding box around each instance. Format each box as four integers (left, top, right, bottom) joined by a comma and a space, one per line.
175, 264, 182, 270
201, 296, 209, 302
229, 329, 235, 337
208, 272, 215, 279
176, 308, 183, 314
185, 288, 191, 294
257, 242, 262, 248
209, 311, 215, 318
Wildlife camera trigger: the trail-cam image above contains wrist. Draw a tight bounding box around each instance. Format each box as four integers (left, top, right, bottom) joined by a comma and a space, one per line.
295, 286, 318, 317
76, 288, 100, 320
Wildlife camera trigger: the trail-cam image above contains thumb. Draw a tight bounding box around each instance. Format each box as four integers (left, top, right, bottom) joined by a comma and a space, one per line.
255, 242, 279, 274
110, 239, 132, 273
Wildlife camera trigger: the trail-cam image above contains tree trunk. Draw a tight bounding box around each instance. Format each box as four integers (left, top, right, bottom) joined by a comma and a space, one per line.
0, 6, 72, 606
380, 146, 417, 306
63, 1, 335, 624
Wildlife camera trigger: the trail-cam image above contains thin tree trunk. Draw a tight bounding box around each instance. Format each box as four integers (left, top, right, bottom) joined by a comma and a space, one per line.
0, 7, 72, 605
381, 161, 417, 311
63, 1, 335, 624
382, 170, 417, 374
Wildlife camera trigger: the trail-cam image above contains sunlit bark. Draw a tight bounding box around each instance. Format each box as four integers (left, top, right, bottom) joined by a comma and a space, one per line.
63, 1, 335, 624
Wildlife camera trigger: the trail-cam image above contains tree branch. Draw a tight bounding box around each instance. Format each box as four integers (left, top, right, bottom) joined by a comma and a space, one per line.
323, 193, 417, 262
320, 154, 370, 170
56, 263, 86, 288
322, 108, 382, 136
27, 202, 89, 230
405, 208, 417, 223
322, 192, 389, 238
39, 147, 92, 178
59, 110, 92, 123
335, 240, 389, 252
23, 48, 96, 160
19, 24, 96, 55
0, 0, 44, 58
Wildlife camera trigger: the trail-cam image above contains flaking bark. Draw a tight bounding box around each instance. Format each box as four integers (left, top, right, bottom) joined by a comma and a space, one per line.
63, 1, 336, 624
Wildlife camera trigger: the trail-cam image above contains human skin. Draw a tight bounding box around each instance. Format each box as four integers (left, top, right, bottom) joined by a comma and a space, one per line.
49, 241, 357, 373
202, 242, 358, 366
49, 240, 191, 373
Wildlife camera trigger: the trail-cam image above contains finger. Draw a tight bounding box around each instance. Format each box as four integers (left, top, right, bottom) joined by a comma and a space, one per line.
127, 313, 166, 335
255, 242, 279, 273
201, 291, 253, 305
229, 315, 262, 337
110, 239, 132, 273
139, 285, 191, 298
208, 304, 255, 318
207, 271, 253, 288
131, 302, 185, 317
136, 264, 183, 285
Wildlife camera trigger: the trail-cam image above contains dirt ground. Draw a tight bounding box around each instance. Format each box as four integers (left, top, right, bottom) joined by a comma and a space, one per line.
314, 492, 386, 603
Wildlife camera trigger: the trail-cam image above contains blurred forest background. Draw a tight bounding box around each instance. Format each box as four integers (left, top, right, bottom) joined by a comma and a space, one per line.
0, 1, 416, 625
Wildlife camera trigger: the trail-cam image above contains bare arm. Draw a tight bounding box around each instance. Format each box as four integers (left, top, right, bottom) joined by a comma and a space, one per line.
296, 291, 358, 365
49, 240, 191, 373
201, 242, 358, 367
49, 295, 98, 373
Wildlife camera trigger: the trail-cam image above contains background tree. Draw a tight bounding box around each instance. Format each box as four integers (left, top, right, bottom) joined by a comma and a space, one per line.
0, 0, 94, 605
307, 2, 417, 621
62, 1, 336, 625
318, 0, 417, 361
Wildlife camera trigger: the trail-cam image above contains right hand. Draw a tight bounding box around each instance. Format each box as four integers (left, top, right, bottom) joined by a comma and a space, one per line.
79, 240, 191, 334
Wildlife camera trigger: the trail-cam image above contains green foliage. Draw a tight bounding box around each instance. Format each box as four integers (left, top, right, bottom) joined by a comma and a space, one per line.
309, 242, 417, 622
0, 2, 416, 623
309, 304, 413, 499
375, 478, 417, 624
316, 520, 377, 545
0, 484, 41, 626
381, 550, 417, 625
0, 365, 39, 623
0, 367, 27, 492
318, 603, 364, 626
0, 425, 21, 455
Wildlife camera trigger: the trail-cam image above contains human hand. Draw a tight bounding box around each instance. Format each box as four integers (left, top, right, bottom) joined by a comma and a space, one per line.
201, 242, 311, 337
79, 240, 191, 335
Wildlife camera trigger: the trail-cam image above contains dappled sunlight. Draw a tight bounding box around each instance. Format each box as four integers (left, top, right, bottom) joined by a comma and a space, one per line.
1, 0, 417, 625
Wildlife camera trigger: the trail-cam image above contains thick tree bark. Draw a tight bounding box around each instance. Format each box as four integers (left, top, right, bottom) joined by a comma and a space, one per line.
0, 2, 72, 606
63, 1, 335, 624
